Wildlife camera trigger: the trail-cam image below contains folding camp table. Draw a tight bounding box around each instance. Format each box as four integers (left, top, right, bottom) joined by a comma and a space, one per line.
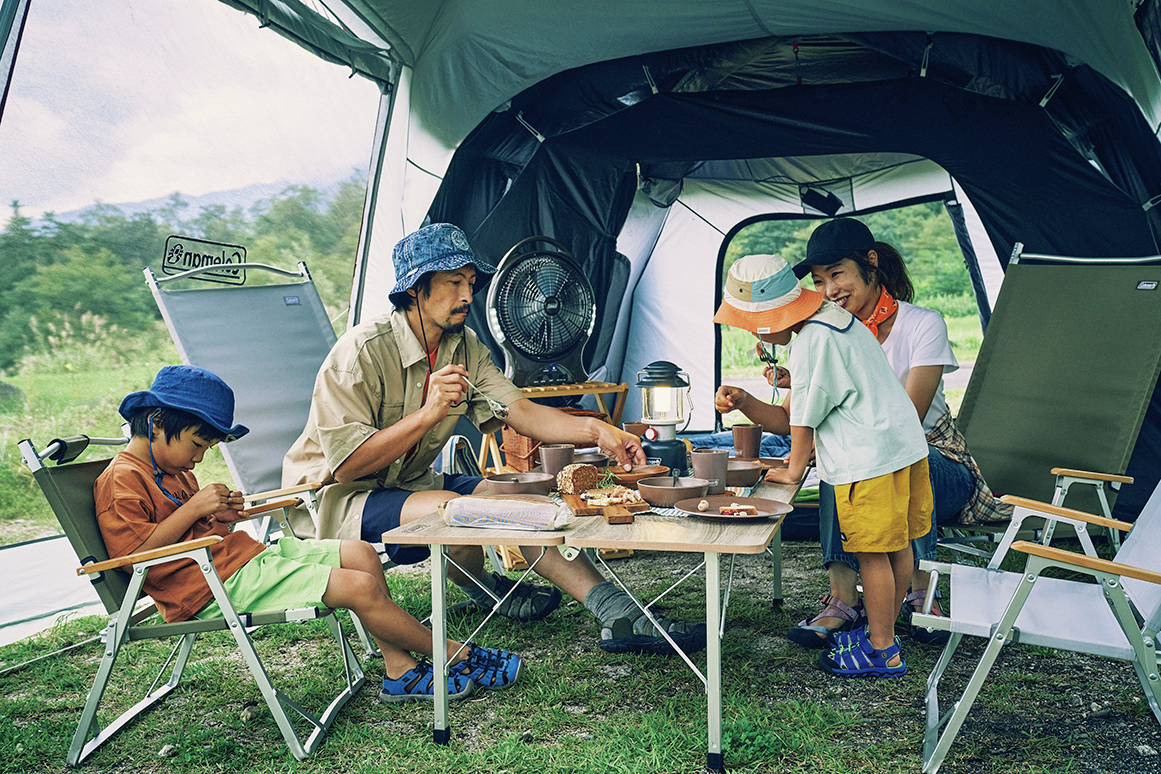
565, 510, 786, 773
384, 500, 791, 773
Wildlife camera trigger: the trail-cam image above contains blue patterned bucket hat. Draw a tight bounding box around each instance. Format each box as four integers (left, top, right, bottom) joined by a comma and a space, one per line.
389, 223, 498, 306
118, 365, 249, 441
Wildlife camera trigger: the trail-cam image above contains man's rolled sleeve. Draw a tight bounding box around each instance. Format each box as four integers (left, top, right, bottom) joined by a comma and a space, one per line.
311, 364, 385, 475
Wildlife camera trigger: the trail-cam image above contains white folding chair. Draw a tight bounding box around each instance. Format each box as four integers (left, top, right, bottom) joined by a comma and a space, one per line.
915, 483, 1161, 773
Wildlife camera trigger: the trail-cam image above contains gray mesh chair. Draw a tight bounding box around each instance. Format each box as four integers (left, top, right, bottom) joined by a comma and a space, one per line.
914, 482, 1161, 773
145, 262, 333, 540
18, 435, 364, 765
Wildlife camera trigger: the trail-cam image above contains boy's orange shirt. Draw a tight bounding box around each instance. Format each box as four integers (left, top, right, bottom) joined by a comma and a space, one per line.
95, 451, 265, 622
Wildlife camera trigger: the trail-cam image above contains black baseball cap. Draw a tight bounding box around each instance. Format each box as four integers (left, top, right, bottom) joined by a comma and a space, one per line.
794, 218, 876, 279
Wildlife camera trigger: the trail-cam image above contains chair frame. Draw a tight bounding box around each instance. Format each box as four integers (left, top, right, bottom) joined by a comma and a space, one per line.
914, 495, 1161, 774
19, 436, 365, 765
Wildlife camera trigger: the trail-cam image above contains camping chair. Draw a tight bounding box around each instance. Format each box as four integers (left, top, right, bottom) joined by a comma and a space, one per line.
913, 484, 1161, 774
145, 262, 332, 543
17, 434, 365, 765
943, 251, 1161, 559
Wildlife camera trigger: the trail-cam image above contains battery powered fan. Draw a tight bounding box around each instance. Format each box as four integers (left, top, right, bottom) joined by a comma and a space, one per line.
486, 236, 596, 387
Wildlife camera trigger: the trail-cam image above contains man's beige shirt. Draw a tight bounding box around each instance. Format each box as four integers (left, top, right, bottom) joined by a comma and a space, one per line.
282, 309, 525, 539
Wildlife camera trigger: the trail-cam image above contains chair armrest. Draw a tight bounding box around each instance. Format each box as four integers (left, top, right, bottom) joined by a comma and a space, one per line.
1049, 467, 1133, 485
76, 536, 223, 576
1012, 540, 1161, 586
243, 482, 322, 502
999, 495, 1133, 532
238, 498, 299, 518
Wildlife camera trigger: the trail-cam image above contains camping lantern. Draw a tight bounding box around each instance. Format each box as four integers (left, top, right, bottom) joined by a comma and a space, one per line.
636, 360, 691, 474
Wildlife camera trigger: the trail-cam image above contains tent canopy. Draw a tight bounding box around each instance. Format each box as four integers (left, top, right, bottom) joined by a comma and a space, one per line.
206, 0, 1161, 515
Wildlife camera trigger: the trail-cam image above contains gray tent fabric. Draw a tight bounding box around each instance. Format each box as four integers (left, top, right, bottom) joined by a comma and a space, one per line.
0, 535, 100, 646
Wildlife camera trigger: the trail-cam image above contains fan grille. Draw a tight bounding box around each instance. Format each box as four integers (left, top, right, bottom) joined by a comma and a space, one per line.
493, 255, 594, 359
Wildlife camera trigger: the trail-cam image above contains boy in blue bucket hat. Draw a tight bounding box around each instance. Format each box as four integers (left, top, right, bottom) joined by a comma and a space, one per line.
96, 364, 522, 702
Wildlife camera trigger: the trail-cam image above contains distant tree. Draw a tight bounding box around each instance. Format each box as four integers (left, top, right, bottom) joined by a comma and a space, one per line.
187, 204, 251, 245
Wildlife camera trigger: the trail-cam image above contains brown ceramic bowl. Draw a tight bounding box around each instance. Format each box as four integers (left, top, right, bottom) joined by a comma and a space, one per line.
484, 472, 555, 496
636, 476, 710, 507
726, 459, 764, 487
573, 451, 610, 467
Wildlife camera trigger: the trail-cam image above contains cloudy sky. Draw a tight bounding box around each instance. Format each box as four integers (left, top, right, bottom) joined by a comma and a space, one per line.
0, 0, 381, 224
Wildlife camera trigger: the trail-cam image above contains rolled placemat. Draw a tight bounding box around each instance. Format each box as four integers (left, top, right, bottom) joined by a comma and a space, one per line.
439, 496, 571, 531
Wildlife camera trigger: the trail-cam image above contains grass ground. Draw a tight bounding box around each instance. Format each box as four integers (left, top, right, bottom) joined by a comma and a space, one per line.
2, 542, 1158, 774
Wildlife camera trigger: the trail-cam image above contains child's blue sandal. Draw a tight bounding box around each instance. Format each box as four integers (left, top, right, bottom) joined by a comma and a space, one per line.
819, 627, 907, 678
461, 643, 522, 690
380, 662, 474, 702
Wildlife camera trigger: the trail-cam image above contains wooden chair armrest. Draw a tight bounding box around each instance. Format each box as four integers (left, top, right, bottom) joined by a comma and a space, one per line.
77, 536, 223, 576
1012, 540, 1161, 586
999, 494, 1134, 532
243, 482, 322, 502
237, 498, 299, 518
1049, 467, 1133, 485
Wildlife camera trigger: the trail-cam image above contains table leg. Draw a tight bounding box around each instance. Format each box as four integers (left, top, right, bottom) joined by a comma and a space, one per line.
706, 551, 724, 773
769, 530, 783, 607
430, 543, 450, 744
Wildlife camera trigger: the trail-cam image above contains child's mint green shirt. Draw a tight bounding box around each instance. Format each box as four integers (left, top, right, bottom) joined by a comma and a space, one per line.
787, 302, 927, 486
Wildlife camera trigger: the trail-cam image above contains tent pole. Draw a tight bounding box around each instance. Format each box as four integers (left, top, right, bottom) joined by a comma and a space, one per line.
350, 79, 397, 328
0, 0, 33, 127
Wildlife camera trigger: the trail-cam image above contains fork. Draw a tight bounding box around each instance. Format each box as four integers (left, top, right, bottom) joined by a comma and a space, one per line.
756, 342, 780, 403
463, 377, 510, 418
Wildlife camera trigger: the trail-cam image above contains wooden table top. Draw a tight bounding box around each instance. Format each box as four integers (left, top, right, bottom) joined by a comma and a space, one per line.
381, 511, 570, 547
564, 511, 785, 554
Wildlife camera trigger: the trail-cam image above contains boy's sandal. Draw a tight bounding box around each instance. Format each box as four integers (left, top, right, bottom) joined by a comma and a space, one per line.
787, 594, 864, 649
818, 628, 907, 678
379, 662, 474, 703
901, 588, 951, 646
461, 643, 522, 690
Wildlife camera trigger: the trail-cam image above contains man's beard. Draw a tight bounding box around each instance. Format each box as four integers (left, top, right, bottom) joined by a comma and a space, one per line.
437, 305, 470, 334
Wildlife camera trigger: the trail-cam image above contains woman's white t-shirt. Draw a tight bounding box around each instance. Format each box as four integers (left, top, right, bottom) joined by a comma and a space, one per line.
878, 301, 959, 434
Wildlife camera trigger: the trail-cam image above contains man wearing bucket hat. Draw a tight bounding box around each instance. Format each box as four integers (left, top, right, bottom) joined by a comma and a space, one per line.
284, 223, 706, 654
713, 254, 932, 678
98, 365, 524, 701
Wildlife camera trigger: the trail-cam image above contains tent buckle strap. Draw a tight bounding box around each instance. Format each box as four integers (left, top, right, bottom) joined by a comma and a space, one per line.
920, 33, 933, 78
1039, 72, 1065, 108
515, 112, 545, 143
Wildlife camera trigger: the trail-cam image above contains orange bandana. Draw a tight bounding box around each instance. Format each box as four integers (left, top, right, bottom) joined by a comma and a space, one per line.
861, 286, 898, 338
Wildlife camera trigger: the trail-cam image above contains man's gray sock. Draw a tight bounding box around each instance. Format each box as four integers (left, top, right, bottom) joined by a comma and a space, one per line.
460, 571, 499, 608
583, 581, 684, 638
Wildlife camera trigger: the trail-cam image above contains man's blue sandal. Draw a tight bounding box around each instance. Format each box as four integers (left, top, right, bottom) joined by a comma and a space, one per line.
461, 643, 522, 690
819, 627, 908, 678
380, 662, 475, 702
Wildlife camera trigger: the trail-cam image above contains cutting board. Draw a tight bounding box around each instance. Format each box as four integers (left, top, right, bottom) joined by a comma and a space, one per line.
561, 493, 650, 518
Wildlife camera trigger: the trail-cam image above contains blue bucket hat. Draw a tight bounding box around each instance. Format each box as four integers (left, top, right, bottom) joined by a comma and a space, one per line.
793, 218, 876, 279
119, 365, 249, 442
388, 223, 497, 307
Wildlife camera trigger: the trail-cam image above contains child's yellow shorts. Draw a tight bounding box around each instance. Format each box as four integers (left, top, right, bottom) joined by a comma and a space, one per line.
835, 458, 933, 554
197, 536, 341, 619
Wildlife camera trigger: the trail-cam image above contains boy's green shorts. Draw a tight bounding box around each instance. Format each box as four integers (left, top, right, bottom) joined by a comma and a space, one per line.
197, 537, 342, 619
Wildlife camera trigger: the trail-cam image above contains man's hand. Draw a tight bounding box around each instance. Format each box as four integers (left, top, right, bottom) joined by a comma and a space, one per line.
595, 424, 647, 470
715, 385, 749, 414
422, 364, 470, 422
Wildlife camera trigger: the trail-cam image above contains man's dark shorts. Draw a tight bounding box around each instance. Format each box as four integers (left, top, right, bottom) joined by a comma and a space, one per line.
361, 474, 483, 563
